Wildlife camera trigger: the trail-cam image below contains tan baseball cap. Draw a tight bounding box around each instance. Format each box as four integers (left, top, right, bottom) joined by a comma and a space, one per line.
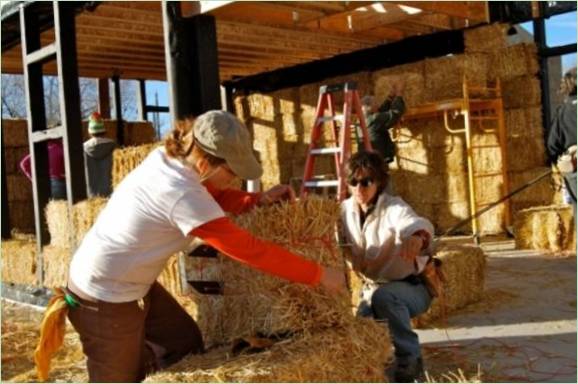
193, 110, 263, 180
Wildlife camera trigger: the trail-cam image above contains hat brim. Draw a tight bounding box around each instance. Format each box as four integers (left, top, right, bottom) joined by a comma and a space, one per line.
226, 152, 263, 180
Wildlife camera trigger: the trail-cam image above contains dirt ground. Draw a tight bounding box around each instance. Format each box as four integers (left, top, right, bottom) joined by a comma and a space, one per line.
1, 237, 575, 383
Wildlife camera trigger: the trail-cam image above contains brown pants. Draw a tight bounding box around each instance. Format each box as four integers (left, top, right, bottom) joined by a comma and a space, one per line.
67, 282, 204, 383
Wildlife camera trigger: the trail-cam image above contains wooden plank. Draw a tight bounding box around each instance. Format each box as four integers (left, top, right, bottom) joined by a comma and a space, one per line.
392, 1, 488, 21
98, 78, 111, 118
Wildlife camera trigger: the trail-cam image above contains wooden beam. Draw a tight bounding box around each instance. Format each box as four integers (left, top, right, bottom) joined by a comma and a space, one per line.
392, 1, 488, 21
98, 78, 110, 118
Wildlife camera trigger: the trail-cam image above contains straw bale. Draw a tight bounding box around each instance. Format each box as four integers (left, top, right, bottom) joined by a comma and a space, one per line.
157, 254, 183, 298
514, 204, 576, 252
45, 198, 108, 248
474, 175, 503, 204
42, 245, 72, 288
424, 53, 489, 102
509, 167, 556, 206
489, 43, 539, 80
464, 23, 508, 53
502, 75, 541, 108
2, 118, 29, 147
445, 172, 469, 203
373, 62, 425, 107
182, 197, 355, 346
145, 318, 391, 383
505, 107, 543, 138
506, 136, 546, 171
422, 118, 466, 148
45, 200, 71, 248
433, 202, 470, 234
246, 93, 277, 119
4, 146, 29, 174
396, 145, 430, 175
7, 174, 32, 202
414, 244, 486, 327
112, 142, 159, 188
126, 121, 157, 145
7, 201, 35, 234
1, 236, 38, 286
403, 173, 446, 204
435, 143, 467, 174
472, 146, 503, 174
476, 202, 507, 235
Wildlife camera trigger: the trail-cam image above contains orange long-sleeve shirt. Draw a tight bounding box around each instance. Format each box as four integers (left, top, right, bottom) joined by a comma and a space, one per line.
189, 184, 322, 286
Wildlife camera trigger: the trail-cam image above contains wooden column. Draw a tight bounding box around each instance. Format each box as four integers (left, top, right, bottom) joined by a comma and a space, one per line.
112, 75, 124, 145
97, 78, 110, 118
137, 79, 147, 121
162, 1, 221, 121
1, 128, 10, 239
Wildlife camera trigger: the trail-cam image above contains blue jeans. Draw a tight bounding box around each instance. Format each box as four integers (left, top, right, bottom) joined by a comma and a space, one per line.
358, 280, 431, 362
563, 172, 576, 230
50, 178, 67, 200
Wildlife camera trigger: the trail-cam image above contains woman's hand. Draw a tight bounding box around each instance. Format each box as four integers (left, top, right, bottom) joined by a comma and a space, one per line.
258, 185, 296, 205
399, 235, 423, 263
318, 266, 347, 294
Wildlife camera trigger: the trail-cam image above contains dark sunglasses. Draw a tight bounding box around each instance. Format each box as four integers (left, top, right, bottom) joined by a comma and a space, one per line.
348, 177, 374, 188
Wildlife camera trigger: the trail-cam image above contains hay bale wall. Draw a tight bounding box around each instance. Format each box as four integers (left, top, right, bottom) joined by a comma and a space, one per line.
234, 24, 557, 235
2, 118, 157, 234
514, 204, 576, 252
1, 234, 38, 286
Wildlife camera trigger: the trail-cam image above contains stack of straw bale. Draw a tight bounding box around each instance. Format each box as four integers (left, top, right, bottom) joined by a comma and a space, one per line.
185, 197, 353, 346
1, 233, 38, 286
112, 142, 159, 188
2, 119, 34, 233
81, 119, 156, 145
148, 197, 393, 382
43, 198, 108, 287
514, 205, 576, 252
145, 317, 391, 383
233, 23, 555, 235
414, 244, 487, 327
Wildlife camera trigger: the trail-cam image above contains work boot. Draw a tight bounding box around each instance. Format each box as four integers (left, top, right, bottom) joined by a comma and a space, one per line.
394, 357, 424, 383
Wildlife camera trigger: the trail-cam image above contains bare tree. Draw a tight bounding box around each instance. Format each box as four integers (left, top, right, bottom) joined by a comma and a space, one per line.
1, 74, 137, 123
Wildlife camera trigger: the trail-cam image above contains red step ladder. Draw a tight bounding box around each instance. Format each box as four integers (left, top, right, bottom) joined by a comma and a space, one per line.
300, 82, 373, 201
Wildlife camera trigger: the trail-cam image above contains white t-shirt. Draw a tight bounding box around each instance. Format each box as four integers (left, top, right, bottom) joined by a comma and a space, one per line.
69, 147, 225, 302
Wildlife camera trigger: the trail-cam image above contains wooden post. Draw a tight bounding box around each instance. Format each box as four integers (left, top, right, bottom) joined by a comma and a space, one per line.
162, 0, 221, 121
97, 78, 111, 118
137, 79, 147, 121
1, 128, 10, 239
112, 75, 124, 145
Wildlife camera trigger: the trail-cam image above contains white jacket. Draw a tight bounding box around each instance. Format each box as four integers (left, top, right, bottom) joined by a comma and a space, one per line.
340, 191, 434, 282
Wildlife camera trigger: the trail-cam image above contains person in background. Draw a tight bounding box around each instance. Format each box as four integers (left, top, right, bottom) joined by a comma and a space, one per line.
340, 150, 433, 383
84, 112, 116, 197
35, 110, 346, 383
547, 67, 577, 225
20, 138, 66, 199
360, 78, 406, 165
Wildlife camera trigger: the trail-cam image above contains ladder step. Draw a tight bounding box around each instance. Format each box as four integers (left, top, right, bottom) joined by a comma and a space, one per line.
310, 147, 341, 155
317, 115, 343, 124
31, 126, 63, 143
304, 180, 340, 188
26, 43, 57, 66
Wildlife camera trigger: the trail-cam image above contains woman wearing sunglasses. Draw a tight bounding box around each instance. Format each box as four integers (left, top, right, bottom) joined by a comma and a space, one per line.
340, 150, 434, 383
37, 111, 346, 383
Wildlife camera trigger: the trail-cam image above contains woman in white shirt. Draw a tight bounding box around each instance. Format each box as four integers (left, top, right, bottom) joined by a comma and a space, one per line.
340, 150, 433, 383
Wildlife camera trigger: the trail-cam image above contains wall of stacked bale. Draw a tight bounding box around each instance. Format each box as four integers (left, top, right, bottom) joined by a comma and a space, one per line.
233, 23, 560, 235
514, 204, 576, 252
2, 118, 157, 234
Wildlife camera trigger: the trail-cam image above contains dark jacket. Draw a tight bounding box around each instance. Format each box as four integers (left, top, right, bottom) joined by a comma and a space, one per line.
83, 137, 116, 197
547, 94, 577, 164
362, 96, 406, 163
